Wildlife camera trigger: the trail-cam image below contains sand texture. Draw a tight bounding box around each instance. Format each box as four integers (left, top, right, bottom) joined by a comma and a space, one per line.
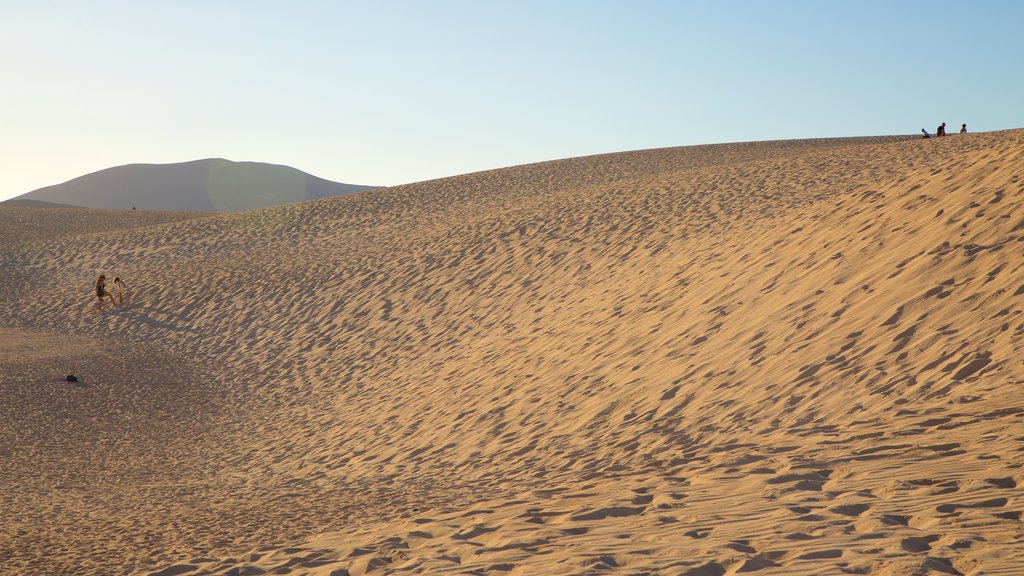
1, 131, 1022, 575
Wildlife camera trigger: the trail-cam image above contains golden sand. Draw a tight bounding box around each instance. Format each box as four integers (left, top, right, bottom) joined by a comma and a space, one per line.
2, 131, 1022, 575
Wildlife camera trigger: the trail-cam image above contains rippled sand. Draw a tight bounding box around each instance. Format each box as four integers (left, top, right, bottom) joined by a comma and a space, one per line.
2, 131, 1022, 575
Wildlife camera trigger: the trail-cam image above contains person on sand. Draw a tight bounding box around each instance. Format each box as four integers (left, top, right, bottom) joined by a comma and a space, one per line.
960, 123, 967, 134
95, 275, 116, 311
921, 128, 930, 139
112, 276, 128, 304
937, 122, 946, 137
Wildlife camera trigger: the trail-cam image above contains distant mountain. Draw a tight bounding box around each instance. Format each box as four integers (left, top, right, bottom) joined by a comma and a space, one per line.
0, 198, 82, 209
10, 159, 377, 212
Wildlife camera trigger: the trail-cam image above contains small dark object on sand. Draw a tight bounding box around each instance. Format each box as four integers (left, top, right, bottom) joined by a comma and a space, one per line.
66, 374, 78, 382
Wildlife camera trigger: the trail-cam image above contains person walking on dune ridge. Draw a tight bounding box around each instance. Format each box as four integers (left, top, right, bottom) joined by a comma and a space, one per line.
961, 123, 967, 134
95, 275, 116, 311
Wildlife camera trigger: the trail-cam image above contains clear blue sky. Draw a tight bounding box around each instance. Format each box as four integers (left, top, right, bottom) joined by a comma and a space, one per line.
2, 1, 1022, 201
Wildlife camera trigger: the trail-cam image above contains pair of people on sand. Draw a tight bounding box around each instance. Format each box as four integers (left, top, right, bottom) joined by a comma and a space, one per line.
937, 122, 967, 136
923, 122, 967, 138
95, 275, 128, 311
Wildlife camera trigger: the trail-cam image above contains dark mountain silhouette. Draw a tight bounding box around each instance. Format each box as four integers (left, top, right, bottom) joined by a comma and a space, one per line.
10, 159, 377, 212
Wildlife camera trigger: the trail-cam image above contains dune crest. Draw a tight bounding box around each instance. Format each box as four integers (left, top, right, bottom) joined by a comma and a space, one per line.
2, 131, 1023, 575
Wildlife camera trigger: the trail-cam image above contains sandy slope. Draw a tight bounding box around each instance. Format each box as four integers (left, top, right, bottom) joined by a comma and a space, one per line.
1, 132, 1022, 575
0, 206, 208, 249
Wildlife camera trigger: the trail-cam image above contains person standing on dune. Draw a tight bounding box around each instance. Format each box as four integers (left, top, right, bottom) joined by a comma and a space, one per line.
961, 123, 967, 134
95, 275, 116, 311
112, 276, 128, 304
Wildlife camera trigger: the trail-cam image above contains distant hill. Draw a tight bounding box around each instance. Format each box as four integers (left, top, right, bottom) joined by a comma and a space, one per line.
0, 198, 83, 208
10, 159, 377, 212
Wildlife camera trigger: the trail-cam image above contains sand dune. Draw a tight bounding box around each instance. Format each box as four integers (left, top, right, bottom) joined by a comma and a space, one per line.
2, 131, 1022, 575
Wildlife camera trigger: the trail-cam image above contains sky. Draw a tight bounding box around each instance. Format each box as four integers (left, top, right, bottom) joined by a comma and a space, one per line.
2, 0, 1023, 201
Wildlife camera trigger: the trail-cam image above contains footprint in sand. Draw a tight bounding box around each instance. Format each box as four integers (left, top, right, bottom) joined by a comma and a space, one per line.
951, 353, 993, 381
936, 497, 1008, 514
983, 473, 1015, 485
569, 506, 646, 522
766, 470, 831, 492
796, 548, 843, 560
679, 561, 726, 576
451, 524, 498, 541
830, 502, 872, 517
146, 565, 198, 576
901, 534, 939, 553
880, 514, 911, 526
739, 555, 779, 571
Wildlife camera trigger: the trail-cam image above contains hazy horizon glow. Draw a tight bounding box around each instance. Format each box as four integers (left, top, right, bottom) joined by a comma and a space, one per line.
3, 1, 1023, 201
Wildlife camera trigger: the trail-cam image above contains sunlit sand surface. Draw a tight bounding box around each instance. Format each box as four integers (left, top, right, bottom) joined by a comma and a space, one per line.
2, 131, 1022, 575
